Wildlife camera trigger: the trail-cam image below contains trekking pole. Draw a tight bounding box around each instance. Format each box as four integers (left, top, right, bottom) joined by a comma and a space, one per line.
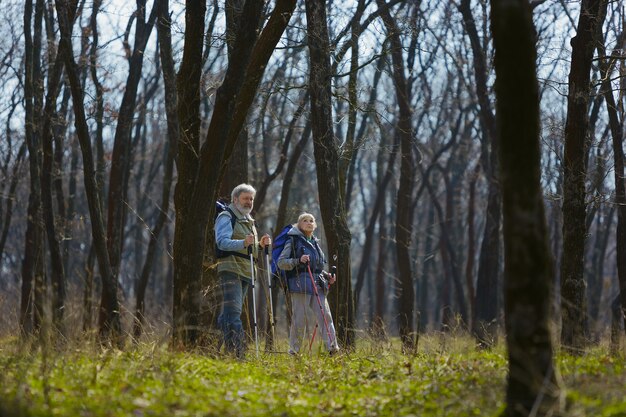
248, 245, 259, 358
309, 267, 334, 353
308, 323, 318, 353
305, 261, 335, 350
264, 245, 276, 348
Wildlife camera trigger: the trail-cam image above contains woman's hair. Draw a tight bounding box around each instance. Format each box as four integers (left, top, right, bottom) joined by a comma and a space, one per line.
231, 183, 256, 201
297, 212, 315, 223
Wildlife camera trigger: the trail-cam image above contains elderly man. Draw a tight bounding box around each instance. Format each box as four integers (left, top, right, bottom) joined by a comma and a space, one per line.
215, 183, 271, 358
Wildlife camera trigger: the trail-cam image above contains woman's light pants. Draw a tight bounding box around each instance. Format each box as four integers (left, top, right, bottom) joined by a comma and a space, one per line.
289, 292, 339, 354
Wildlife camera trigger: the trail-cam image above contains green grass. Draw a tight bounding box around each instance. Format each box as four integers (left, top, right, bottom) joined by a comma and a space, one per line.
0, 336, 624, 417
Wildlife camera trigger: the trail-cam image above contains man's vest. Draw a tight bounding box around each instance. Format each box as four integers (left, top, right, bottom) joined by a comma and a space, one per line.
216, 204, 259, 281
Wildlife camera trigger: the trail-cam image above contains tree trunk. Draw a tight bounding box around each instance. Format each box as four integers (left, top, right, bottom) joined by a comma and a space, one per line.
107, 0, 157, 283
610, 295, 622, 353
490, 0, 565, 415
89, 0, 106, 217
423, 171, 468, 328
79, 0, 104, 335
53, 85, 71, 279
274, 122, 311, 233
339, 0, 367, 212
599, 30, 626, 339
172, 0, 296, 348
371, 208, 389, 339
353, 133, 399, 309
56, 0, 122, 345
254, 94, 308, 217
420, 205, 436, 331
305, 0, 354, 348
0, 144, 26, 262
376, 0, 419, 352
345, 49, 386, 214
82, 244, 96, 332
215, 3, 251, 338
272, 123, 311, 334
465, 163, 480, 326
40, 51, 67, 338
442, 171, 469, 323
132, 0, 179, 341
21, 0, 46, 337
209, 2, 251, 345
560, 0, 607, 353
133, 144, 174, 340
350, 51, 387, 313
133, 0, 178, 340
171, 0, 207, 348
459, 0, 502, 347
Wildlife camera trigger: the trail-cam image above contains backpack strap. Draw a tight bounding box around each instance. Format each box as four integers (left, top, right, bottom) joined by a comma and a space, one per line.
225, 207, 237, 229
216, 208, 250, 260
282, 236, 299, 281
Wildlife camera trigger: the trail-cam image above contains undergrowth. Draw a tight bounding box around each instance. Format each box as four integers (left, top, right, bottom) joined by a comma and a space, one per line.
0, 335, 624, 417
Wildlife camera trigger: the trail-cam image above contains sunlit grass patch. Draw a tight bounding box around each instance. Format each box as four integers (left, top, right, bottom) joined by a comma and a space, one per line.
0, 337, 624, 417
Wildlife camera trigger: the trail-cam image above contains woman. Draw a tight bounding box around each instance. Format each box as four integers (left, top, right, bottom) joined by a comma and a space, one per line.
277, 213, 340, 355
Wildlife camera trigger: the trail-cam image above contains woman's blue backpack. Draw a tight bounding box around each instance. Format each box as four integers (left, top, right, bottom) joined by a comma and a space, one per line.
271, 224, 296, 282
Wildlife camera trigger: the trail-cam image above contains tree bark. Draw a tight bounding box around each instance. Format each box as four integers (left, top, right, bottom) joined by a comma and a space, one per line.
465, 163, 480, 325
422, 168, 468, 327
254, 93, 308, 216
0, 144, 26, 263
21, 0, 46, 337
560, 0, 607, 353
132, 0, 178, 341
107, 0, 157, 283
353, 132, 399, 310
351, 51, 388, 311
40, 50, 67, 337
339, 0, 367, 211
599, 30, 626, 338
376, 0, 419, 352
171, 0, 207, 348
371, 207, 389, 339
172, 0, 296, 348
305, 0, 355, 348
274, 121, 311, 234
490, 0, 565, 415
458, 0, 501, 346
55, 0, 122, 345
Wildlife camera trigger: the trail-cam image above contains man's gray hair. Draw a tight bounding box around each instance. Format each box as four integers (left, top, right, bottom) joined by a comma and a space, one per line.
231, 183, 256, 201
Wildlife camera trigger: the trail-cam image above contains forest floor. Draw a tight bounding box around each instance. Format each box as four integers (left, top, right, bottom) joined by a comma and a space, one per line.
0, 334, 625, 417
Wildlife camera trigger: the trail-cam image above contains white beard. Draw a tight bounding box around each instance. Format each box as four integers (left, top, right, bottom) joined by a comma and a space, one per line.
235, 203, 252, 216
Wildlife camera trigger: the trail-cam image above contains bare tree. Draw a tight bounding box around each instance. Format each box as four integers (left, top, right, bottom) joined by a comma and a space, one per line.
0, 142, 26, 265
81, 0, 106, 335
376, 0, 420, 352
0, 82, 26, 266
21, 0, 46, 337
55, 0, 122, 345
172, 0, 296, 347
458, 0, 501, 345
107, 0, 157, 298
305, 0, 355, 348
490, 0, 565, 414
40, 43, 67, 338
132, 0, 178, 341
560, 0, 607, 353
598, 25, 626, 339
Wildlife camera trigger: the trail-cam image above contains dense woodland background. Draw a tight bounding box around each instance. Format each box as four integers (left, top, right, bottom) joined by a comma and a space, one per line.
1, 0, 626, 371
5, 0, 626, 413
